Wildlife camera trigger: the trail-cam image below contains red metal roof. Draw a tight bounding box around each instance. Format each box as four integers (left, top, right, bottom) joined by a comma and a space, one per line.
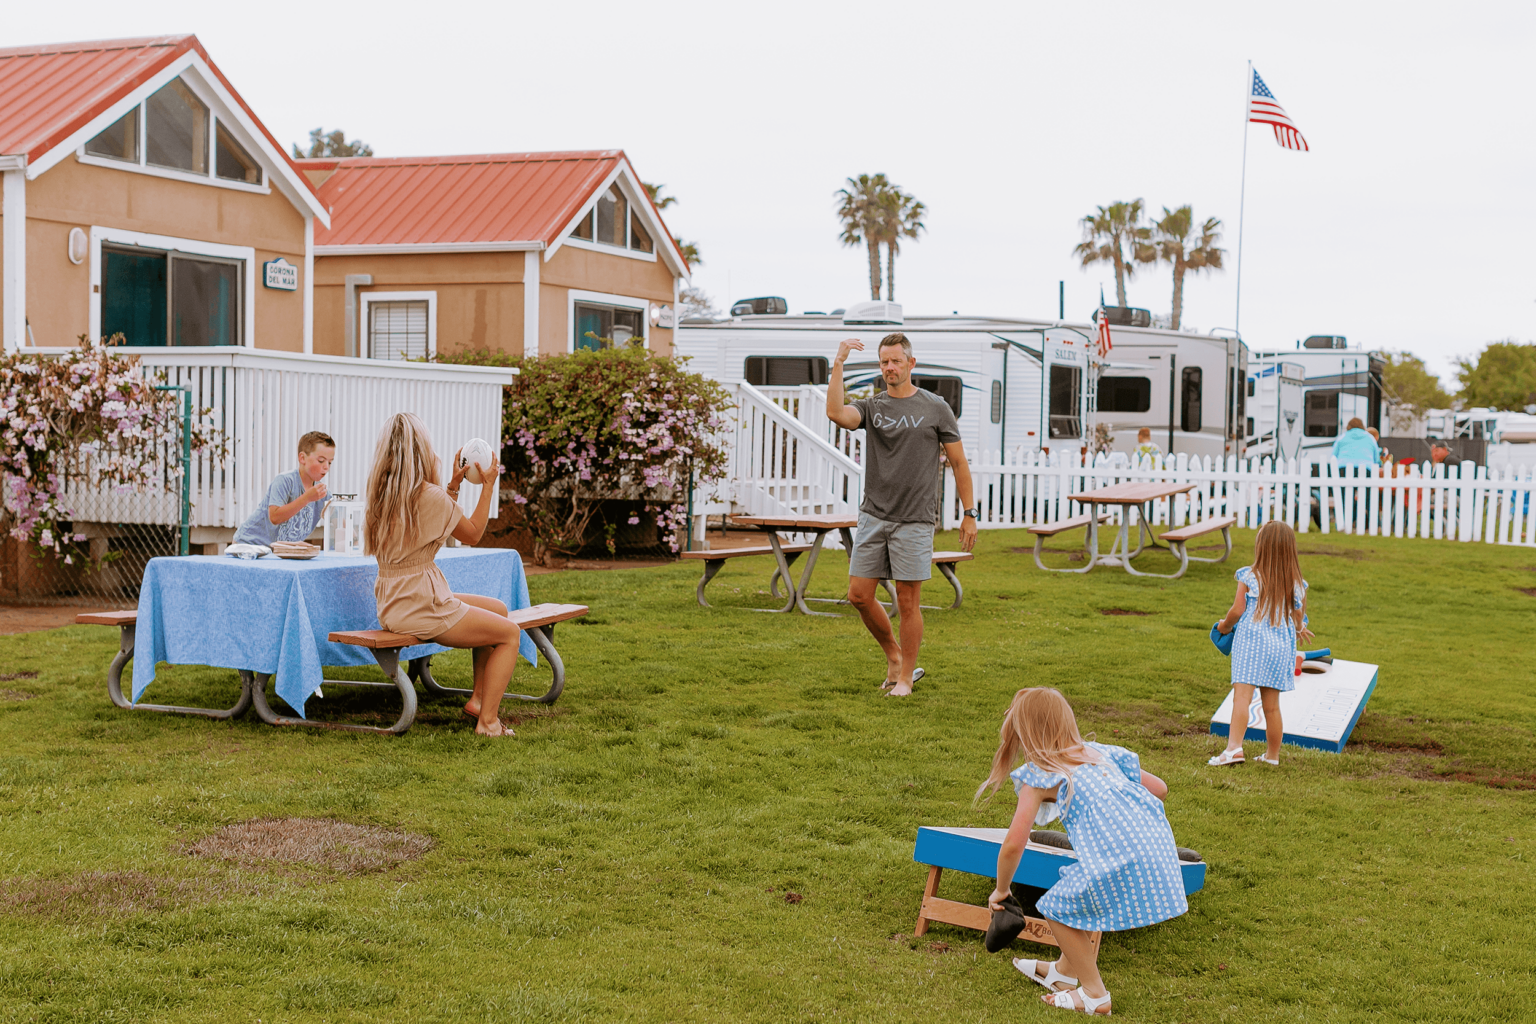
309, 152, 684, 267
0, 34, 320, 206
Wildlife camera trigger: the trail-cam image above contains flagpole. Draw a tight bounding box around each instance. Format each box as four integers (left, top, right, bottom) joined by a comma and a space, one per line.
1234, 60, 1251, 338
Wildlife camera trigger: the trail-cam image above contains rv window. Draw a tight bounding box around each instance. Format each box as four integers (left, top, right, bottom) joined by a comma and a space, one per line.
1246, 417, 1255, 438
745, 357, 829, 387
875, 374, 963, 418
86, 105, 140, 163
990, 380, 1003, 424
1304, 390, 1340, 437
146, 79, 208, 174
1049, 365, 1082, 439
574, 302, 644, 350
1180, 366, 1202, 433
1097, 376, 1151, 413
1247, 378, 1256, 398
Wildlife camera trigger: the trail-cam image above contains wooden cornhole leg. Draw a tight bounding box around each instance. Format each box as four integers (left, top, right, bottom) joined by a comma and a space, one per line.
913, 864, 1100, 954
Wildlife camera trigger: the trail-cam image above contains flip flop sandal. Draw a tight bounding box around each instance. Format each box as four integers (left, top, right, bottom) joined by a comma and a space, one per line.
1207, 748, 1245, 767
1014, 958, 1078, 992
880, 667, 925, 689
1254, 754, 1280, 765
476, 721, 516, 738
1042, 987, 1111, 1015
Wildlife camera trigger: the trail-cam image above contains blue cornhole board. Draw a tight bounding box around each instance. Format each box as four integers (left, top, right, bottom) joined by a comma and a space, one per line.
1210, 658, 1378, 753
913, 826, 1207, 895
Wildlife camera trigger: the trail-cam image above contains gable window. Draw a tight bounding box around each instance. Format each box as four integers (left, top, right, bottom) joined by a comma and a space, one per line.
83, 76, 264, 189
574, 302, 644, 350
568, 186, 656, 254
101, 244, 242, 347
147, 79, 208, 174
85, 106, 139, 163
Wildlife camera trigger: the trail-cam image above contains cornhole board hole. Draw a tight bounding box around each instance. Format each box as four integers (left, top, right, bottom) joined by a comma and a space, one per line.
1210, 658, 1378, 752
911, 826, 1206, 945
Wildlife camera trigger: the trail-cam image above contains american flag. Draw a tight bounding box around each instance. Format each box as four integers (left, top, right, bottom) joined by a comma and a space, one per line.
1249, 69, 1309, 151
1096, 310, 1112, 357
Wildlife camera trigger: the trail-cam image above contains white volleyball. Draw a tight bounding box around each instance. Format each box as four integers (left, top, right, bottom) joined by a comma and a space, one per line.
458, 437, 494, 485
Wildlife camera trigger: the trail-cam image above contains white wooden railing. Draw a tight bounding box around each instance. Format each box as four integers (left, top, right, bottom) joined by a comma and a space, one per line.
701, 382, 862, 533
938, 450, 1536, 546
755, 385, 864, 463
49, 347, 514, 530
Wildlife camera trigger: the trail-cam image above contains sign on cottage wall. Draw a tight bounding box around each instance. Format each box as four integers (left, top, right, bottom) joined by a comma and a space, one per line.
264, 258, 298, 291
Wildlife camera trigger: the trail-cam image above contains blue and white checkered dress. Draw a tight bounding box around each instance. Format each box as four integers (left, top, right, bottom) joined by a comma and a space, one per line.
1010, 743, 1188, 932
1230, 565, 1307, 692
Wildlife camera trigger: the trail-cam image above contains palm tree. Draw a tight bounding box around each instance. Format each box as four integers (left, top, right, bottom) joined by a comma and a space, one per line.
1152, 206, 1225, 331
876, 190, 926, 301
836, 174, 892, 300
1073, 200, 1153, 307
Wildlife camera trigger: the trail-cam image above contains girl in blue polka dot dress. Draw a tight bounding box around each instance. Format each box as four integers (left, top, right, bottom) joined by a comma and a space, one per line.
1209, 520, 1312, 767
979, 687, 1188, 1016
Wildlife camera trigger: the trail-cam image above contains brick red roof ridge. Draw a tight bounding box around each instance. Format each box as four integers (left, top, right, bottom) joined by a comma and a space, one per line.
299, 150, 621, 167
0, 34, 189, 58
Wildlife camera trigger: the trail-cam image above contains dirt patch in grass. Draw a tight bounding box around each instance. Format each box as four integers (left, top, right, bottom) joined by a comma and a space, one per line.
1349, 714, 1536, 789
0, 870, 254, 921
1348, 713, 1445, 754
1513, 587, 1536, 598
1075, 701, 1205, 738
0, 689, 35, 701
0, 671, 38, 681
1297, 546, 1369, 561
1100, 608, 1156, 616
185, 818, 433, 875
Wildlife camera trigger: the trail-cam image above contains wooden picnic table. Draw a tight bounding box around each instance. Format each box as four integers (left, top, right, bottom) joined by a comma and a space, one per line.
1067, 481, 1198, 576
730, 514, 858, 616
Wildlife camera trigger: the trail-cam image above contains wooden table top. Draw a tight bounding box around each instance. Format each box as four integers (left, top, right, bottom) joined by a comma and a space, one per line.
1069, 481, 1197, 504
733, 514, 859, 530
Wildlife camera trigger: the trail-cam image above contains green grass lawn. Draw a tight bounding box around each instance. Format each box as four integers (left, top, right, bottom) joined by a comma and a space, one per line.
1, 528, 1533, 1023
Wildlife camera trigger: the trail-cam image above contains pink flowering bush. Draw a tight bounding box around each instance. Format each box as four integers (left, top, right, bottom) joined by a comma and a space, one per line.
435, 347, 730, 563
0, 335, 221, 565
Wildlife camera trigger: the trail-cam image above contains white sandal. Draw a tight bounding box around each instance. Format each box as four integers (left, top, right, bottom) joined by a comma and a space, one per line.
1207, 747, 1245, 766
1043, 986, 1112, 1015
1255, 754, 1280, 765
1013, 958, 1078, 991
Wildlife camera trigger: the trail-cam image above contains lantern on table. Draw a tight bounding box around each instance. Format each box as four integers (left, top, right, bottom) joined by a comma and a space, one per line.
322, 497, 367, 555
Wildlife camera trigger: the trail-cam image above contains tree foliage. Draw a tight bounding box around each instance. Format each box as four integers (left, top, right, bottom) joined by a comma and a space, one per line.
1, 336, 222, 564
1074, 200, 1153, 308
291, 128, 374, 159
1376, 351, 1454, 433
1454, 340, 1536, 411
642, 182, 702, 269
1151, 206, 1224, 331
433, 348, 731, 563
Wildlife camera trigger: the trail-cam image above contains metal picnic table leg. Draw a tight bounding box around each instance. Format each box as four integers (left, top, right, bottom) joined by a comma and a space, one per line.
1124, 502, 1190, 580
412, 625, 567, 705
250, 651, 417, 735
105, 623, 254, 720
774, 529, 840, 617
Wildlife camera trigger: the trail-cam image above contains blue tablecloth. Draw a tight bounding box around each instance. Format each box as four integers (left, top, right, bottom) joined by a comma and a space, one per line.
132, 547, 536, 717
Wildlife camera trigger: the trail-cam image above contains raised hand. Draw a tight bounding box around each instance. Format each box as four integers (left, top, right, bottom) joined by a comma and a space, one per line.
835, 338, 864, 364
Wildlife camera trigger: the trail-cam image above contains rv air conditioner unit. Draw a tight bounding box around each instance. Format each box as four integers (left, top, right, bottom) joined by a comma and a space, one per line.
1101, 306, 1152, 327
842, 300, 904, 325
730, 296, 788, 316
1303, 335, 1348, 349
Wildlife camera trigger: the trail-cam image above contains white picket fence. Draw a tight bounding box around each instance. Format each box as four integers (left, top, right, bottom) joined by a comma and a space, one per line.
51, 347, 515, 531
938, 449, 1536, 546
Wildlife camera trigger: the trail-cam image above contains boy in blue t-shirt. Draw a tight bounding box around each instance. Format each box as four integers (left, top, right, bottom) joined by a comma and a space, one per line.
232, 431, 336, 547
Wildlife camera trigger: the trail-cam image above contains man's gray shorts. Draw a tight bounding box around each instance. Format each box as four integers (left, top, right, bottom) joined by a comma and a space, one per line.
848, 513, 933, 582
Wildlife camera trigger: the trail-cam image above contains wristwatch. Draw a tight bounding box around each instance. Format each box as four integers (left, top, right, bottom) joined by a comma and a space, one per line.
963, 508, 980, 520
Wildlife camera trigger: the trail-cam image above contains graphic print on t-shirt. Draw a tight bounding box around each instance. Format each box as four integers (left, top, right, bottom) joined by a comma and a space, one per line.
850, 389, 961, 523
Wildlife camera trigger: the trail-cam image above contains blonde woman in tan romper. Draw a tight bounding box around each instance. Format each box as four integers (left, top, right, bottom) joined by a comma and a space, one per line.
365, 413, 522, 738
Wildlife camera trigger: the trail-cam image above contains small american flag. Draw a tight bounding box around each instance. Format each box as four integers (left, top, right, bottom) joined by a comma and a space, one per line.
1096, 310, 1112, 357
1249, 69, 1309, 151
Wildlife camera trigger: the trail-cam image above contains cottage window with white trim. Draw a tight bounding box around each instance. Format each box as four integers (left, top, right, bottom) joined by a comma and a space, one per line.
574, 302, 644, 351
569, 187, 655, 253
369, 301, 431, 361
100, 244, 242, 347
83, 76, 264, 188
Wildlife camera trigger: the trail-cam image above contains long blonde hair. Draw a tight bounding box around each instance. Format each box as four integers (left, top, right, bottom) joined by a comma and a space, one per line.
975, 688, 1099, 805
1251, 520, 1304, 627
364, 412, 441, 557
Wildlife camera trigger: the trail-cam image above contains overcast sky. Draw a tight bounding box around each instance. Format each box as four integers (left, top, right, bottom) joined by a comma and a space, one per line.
8, 0, 1532, 383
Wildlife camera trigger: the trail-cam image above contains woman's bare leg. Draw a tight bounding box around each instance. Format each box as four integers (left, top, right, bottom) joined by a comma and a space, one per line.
453, 594, 509, 719
1045, 922, 1108, 1011
1260, 686, 1284, 760
1226, 683, 1256, 753
432, 603, 520, 735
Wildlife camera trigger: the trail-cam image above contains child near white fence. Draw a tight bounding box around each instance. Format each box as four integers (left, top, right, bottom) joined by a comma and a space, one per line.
1208, 521, 1314, 767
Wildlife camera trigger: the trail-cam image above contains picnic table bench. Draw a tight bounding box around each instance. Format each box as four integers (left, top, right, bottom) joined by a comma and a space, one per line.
1154, 515, 1237, 578
1026, 513, 1112, 573
680, 542, 813, 607
77, 609, 255, 720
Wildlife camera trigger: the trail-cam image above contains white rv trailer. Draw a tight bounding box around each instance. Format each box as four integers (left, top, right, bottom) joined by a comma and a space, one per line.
1247, 337, 1385, 458
1089, 327, 1251, 461
675, 303, 1102, 456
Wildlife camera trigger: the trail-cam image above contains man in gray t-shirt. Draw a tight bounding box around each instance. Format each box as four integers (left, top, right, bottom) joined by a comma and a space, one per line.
827, 333, 977, 696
